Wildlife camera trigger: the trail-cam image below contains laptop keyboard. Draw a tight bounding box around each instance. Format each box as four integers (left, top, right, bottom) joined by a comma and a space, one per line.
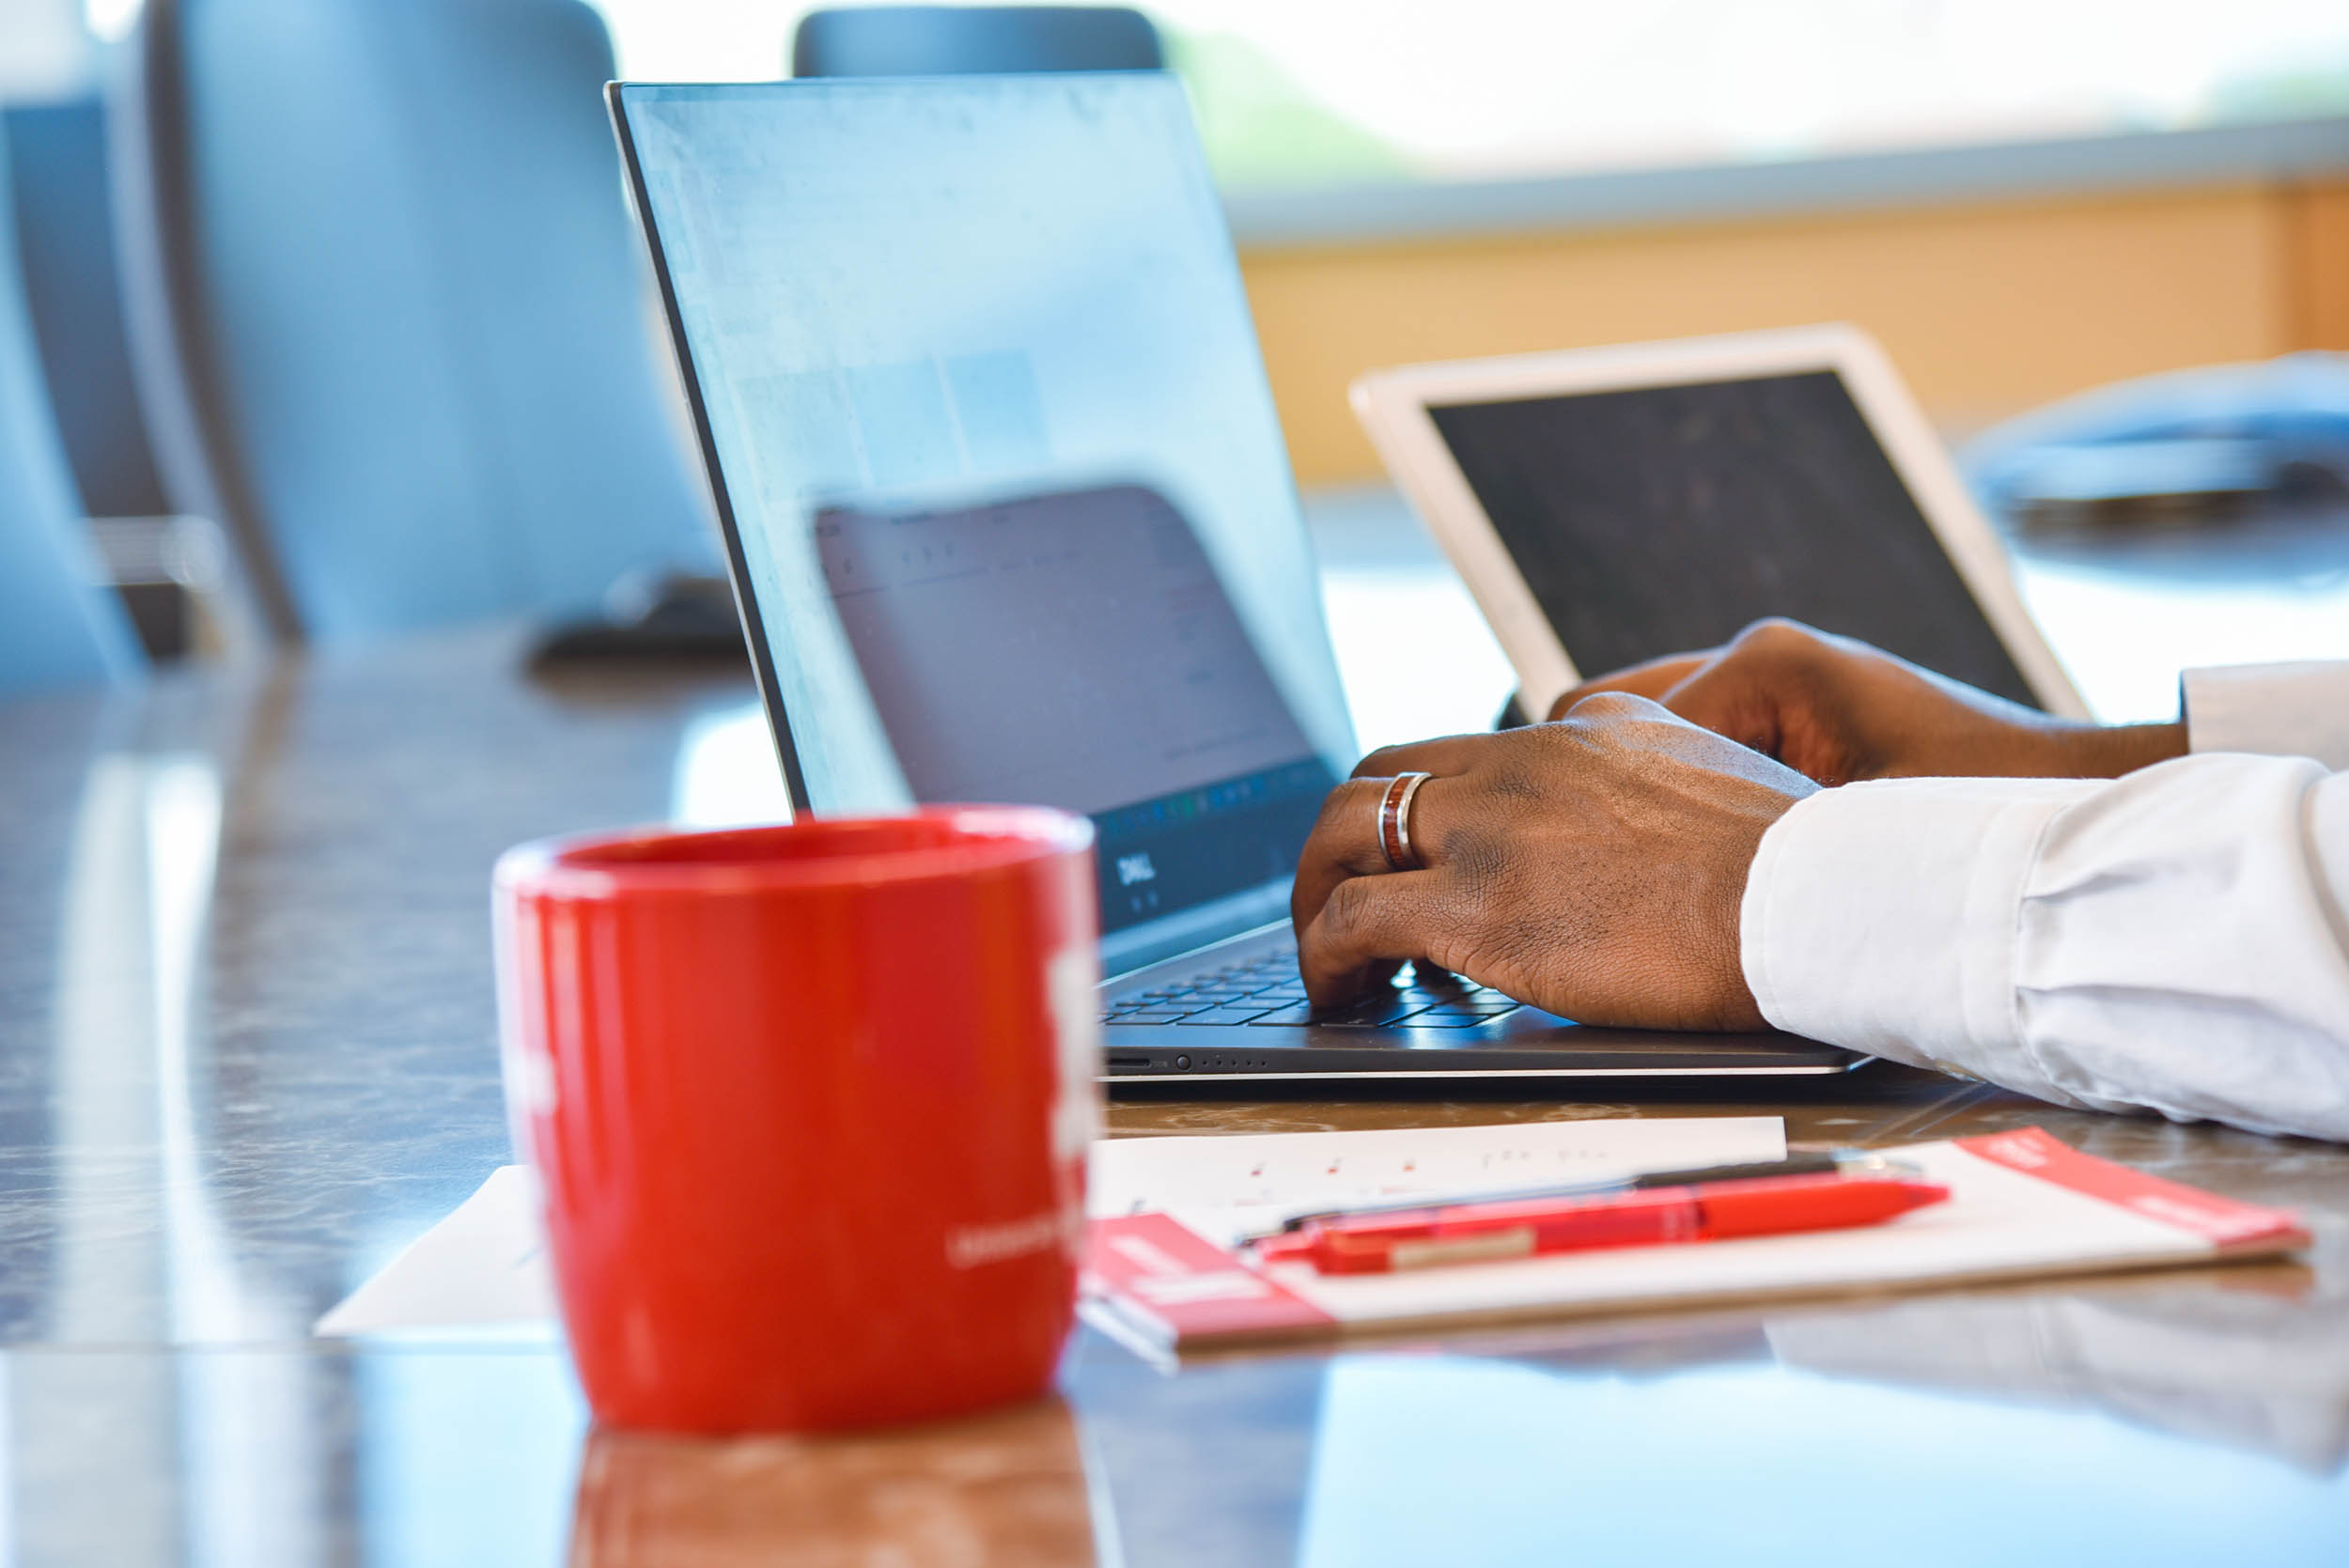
1102, 949, 1523, 1030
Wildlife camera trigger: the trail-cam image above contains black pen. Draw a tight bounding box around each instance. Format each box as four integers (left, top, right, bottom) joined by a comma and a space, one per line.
1268, 1150, 1910, 1234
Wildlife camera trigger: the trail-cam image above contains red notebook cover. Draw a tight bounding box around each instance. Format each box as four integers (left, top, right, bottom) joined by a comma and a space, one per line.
1081, 1127, 2307, 1355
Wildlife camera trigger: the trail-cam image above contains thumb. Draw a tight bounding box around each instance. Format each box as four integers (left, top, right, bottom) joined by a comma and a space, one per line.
1544, 651, 1713, 722
1658, 655, 1870, 784
1653, 653, 1794, 763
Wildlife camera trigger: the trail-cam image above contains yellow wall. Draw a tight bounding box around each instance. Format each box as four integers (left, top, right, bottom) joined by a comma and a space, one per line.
2290, 181, 2349, 351
1241, 180, 2349, 487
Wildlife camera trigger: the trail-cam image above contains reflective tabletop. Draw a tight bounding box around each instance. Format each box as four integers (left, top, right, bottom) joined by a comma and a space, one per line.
2, 492, 2345, 1565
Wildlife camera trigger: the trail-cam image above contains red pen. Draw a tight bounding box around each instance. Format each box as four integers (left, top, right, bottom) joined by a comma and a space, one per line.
1249, 1173, 1951, 1275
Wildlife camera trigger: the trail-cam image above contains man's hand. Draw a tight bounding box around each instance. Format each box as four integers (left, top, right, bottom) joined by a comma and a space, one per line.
1293, 696, 1817, 1029
1544, 619, 2186, 784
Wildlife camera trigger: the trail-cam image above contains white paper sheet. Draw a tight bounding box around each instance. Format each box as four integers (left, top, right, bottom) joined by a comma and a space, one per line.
316, 1117, 1784, 1337
315, 1166, 559, 1337
1089, 1117, 1786, 1222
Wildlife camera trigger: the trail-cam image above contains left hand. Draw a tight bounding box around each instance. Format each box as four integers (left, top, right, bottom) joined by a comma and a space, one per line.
1540, 619, 2184, 784
1292, 695, 1818, 1030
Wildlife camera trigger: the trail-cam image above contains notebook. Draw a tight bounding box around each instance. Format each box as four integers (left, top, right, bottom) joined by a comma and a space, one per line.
1082, 1126, 2309, 1357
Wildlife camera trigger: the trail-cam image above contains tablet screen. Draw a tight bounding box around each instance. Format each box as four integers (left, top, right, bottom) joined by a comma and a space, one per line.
1427, 370, 2038, 706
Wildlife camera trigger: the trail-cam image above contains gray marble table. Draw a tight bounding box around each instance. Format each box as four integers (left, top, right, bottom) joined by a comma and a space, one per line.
3, 493, 2347, 1565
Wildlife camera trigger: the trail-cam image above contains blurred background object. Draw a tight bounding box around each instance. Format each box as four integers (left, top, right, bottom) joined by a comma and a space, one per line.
4, 92, 166, 523
0, 109, 139, 696
3, 90, 223, 661
561, 1, 2349, 493
0, 0, 2332, 702
1966, 351, 2349, 532
107, 0, 720, 647
792, 4, 1161, 77
4, 87, 219, 663
589, 0, 2349, 194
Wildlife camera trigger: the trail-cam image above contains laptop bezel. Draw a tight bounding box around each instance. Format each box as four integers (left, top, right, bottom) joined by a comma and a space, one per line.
608, 81, 817, 815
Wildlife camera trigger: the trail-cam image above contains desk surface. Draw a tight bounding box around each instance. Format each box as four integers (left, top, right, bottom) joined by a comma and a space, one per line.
3, 509, 2347, 1564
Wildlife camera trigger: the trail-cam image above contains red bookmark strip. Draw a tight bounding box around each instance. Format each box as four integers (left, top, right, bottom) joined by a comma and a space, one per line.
1084, 1215, 1333, 1340
1955, 1126, 2304, 1247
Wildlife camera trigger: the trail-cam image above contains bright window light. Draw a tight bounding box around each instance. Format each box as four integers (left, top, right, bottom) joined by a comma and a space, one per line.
84, 0, 140, 44
583, 2, 2349, 192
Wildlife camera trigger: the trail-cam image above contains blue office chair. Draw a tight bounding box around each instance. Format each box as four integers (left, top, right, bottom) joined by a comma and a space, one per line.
791, 6, 1165, 76
0, 125, 140, 697
5, 95, 171, 522
111, 0, 716, 644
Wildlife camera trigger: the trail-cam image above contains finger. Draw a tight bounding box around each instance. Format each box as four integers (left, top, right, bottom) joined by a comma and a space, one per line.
1289, 775, 1401, 935
1555, 689, 1674, 724
1544, 652, 1715, 721
1348, 734, 1486, 781
1298, 871, 1445, 1008
1293, 764, 1470, 937
1654, 656, 1798, 766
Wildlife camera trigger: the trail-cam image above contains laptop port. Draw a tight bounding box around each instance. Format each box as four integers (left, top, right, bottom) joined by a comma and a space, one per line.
1106, 1055, 1152, 1069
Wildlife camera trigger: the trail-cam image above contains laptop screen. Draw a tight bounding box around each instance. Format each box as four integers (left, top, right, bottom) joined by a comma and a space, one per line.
612, 78, 1356, 962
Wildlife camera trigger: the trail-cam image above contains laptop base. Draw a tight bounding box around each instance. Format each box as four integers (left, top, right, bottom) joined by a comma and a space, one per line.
1099, 923, 1863, 1084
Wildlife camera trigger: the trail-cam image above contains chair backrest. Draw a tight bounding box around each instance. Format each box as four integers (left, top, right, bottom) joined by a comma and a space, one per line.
0, 124, 139, 698
792, 6, 1165, 77
112, 0, 714, 644
3, 94, 171, 521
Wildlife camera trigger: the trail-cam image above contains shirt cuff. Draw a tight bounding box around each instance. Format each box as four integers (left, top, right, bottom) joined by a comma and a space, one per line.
2182, 662, 2349, 770
1739, 777, 2101, 1094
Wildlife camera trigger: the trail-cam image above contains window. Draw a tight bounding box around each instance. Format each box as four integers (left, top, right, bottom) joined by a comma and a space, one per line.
580, 1, 2349, 194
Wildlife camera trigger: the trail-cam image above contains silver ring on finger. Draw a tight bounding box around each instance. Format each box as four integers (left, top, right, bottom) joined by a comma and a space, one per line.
1377, 771, 1433, 873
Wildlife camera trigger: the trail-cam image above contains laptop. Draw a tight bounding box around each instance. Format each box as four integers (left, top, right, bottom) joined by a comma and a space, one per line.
607, 75, 1860, 1084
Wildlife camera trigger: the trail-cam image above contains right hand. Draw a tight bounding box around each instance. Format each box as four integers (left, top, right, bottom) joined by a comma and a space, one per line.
1545, 619, 2185, 784
1293, 696, 1814, 1027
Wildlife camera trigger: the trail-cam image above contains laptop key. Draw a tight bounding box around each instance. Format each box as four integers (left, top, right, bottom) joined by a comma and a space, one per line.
1181, 1005, 1280, 1026
1321, 1000, 1435, 1028
1118, 1009, 1197, 1024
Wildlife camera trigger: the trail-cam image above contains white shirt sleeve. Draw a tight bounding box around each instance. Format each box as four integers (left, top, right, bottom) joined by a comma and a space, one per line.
1740, 754, 2349, 1141
2182, 661, 2349, 770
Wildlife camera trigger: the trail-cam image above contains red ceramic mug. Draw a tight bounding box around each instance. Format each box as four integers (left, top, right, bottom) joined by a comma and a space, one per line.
494, 809, 1099, 1435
